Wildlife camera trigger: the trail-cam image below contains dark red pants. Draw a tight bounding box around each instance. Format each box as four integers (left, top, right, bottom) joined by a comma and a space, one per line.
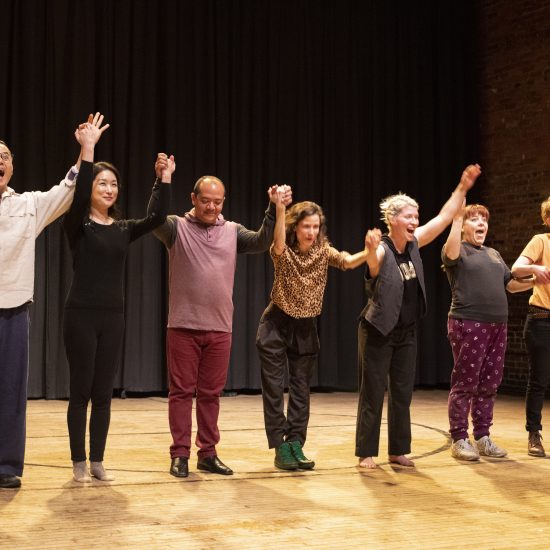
167, 328, 232, 459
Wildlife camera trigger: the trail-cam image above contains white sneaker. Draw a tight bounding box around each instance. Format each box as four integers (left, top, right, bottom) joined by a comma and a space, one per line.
451, 438, 480, 461
475, 436, 507, 458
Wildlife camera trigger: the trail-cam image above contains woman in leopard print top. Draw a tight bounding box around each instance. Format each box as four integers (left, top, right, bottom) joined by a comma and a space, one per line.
256, 190, 371, 470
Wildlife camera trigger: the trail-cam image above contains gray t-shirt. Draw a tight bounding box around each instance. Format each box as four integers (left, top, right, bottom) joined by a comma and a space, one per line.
442, 241, 512, 323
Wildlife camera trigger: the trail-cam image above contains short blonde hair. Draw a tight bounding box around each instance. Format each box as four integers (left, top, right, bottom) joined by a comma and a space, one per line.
541, 196, 550, 225
380, 193, 419, 230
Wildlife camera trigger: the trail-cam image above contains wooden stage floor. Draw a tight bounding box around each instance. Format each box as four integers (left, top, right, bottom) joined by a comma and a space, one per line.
1, 390, 550, 549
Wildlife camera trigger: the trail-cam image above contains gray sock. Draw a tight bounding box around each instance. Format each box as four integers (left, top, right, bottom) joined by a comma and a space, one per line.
90, 461, 115, 481
73, 461, 92, 483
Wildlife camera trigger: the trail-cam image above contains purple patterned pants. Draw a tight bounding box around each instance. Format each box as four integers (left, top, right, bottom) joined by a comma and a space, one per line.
447, 318, 507, 442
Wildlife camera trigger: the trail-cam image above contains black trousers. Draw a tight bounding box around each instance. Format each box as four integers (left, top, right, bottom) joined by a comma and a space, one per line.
63, 308, 125, 462
0, 304, 29, 477
256, 303, 319, 449
524, 316, 550, 432
355, 319, 417, 458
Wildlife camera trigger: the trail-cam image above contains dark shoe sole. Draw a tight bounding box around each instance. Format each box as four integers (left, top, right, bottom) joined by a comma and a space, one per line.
197, 465, 233, 475
0, 480, 21, 489
170, 469, 189, 478
297, 461, 315, 470
274, 461, 299, 471
528, 450, 546, 457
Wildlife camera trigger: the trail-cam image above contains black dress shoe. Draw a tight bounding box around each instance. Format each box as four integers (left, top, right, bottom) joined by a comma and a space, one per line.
0, 474, 21, 489
197, 455, 233, 475
170, 457, 189, 478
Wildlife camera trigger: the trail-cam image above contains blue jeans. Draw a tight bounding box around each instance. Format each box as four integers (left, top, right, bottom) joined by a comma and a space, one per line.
524, 316, 550, 432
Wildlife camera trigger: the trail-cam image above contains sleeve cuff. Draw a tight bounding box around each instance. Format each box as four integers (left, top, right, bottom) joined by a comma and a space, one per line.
65, 165, 79, 185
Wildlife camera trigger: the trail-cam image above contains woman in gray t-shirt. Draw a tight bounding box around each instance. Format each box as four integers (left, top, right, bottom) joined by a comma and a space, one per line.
442, 204, 533, 462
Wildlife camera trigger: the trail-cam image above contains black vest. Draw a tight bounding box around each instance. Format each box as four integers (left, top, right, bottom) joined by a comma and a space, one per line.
360, 238, 427, 336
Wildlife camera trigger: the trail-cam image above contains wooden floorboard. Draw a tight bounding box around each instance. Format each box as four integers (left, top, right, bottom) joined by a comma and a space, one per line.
2, 391, 550, 549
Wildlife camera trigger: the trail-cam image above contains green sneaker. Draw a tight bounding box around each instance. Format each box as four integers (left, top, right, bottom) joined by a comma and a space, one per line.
274, 442, 299, 470
288, 440, 315, 469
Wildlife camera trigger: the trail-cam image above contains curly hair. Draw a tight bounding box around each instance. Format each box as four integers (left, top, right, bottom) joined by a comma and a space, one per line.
285, 201, 327, 248
92, 161, 122, 220
379, 193, 419, 230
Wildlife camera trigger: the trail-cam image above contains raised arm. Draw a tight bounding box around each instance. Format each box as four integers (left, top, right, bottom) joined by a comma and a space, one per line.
129, 153, 175, 242
442, 203, 465, 261
415, 164, 481, 248
74, 112, 110, 170
62, 113, 109, 243
154, 153, 175, 185
363, 228, 385, 278
237, 184, 292, 254
271, 186, 287, 256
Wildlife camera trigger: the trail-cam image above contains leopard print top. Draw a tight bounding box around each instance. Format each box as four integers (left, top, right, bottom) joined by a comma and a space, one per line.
270, 240, 349, 318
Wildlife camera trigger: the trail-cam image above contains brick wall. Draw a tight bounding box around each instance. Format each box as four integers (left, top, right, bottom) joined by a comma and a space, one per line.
478, 1, 550, 392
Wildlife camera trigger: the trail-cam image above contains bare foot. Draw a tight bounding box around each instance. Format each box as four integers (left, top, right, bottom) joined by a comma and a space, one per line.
389, 454, 415, 467
358, 457, 377, 469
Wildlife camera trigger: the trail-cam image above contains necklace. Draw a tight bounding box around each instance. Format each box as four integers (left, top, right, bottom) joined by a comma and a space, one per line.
90, 213, 113, 225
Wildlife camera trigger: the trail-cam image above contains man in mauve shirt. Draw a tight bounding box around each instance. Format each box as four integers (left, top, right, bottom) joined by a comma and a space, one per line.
154, 175, 291, 478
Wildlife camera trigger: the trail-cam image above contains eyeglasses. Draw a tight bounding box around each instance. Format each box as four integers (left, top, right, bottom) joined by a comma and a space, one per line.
0, 152, 13, 162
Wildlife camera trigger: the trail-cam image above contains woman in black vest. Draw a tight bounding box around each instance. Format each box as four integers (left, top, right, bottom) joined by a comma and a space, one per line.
355, 164, 481, 469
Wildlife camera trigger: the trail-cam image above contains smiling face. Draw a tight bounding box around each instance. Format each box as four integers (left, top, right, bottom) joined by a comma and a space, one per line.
389, 205, 419, 243
462, 213, 488, 246
0, 142, 14, 195
191, 178, 225, 225
91, 169, 119, 212
295, 214, 320, 253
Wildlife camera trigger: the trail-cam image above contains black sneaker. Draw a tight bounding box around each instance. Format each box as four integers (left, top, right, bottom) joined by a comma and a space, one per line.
0, 474, 21, 489
274, 442, 299, 470
288, 440, 315, 469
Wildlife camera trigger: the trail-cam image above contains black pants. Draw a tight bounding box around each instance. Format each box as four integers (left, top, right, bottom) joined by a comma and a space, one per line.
355, 319, 417, 458
0, 304, 29, 477
63, 308, 125, 462
524, 316, 550, 432
256, 303, 319, 449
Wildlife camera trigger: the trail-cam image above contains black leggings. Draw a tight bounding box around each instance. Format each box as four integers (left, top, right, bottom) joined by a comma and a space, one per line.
63, 308, 125, 462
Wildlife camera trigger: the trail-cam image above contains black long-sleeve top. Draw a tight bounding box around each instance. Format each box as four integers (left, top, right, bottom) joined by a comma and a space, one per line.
63, 160, 170, 312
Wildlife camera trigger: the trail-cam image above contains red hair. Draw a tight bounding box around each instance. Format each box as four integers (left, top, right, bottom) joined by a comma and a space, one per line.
463, 204, 490, 221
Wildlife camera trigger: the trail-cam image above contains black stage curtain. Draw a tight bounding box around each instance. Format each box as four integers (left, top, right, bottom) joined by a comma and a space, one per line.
0, 0, 478, 398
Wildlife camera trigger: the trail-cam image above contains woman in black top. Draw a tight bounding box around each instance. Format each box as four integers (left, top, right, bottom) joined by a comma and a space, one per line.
63, 114, 174, 482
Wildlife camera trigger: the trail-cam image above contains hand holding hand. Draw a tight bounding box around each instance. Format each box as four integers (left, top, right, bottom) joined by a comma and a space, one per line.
74, 112, 110, 148
533, 265, 550, 285
155, 153, 176, 182
365, 228, 382, 252
281, 185, 292, 206
460, 163, 481, 191
269, 184, 291, 206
